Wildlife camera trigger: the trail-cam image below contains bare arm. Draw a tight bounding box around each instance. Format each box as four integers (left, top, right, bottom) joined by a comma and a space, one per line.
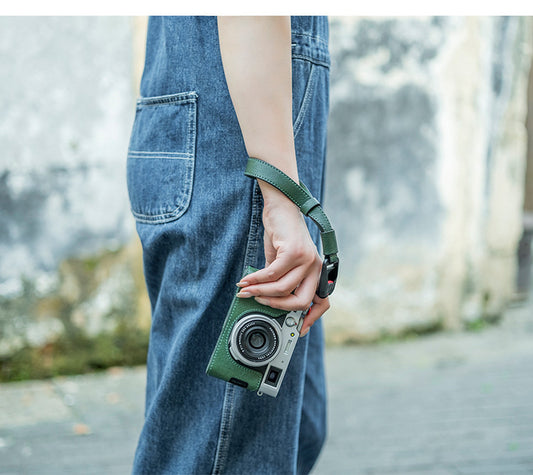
217, 16, 297, 183
217, 16, 329, 334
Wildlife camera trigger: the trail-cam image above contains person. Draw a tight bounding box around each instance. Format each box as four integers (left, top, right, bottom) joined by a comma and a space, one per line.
126, 15, 331, 474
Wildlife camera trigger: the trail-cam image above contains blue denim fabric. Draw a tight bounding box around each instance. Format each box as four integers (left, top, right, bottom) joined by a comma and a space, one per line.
127, 16, 330, 475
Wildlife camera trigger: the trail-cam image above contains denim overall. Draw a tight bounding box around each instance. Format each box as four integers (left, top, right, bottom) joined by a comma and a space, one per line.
126, 16, 331, 475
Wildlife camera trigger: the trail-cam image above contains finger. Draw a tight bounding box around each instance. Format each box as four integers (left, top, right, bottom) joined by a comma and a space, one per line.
236, 266, 307, 298
237, 252, 296, 287
299, 295, 330, 337
238, 246, 322, 289
253, 274, 317, 311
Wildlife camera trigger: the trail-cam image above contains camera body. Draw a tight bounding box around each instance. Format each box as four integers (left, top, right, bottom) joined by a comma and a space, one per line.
206, 266, 304, 397
206, 157, 339, 398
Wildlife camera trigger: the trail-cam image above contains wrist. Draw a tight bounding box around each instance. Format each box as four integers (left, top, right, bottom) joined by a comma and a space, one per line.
247, 150, 299, 184
258, 181, 297, 209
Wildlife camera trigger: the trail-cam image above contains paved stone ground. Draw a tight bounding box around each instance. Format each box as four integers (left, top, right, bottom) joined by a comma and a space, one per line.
314, 299, 533, 475
1, 297, 532, 475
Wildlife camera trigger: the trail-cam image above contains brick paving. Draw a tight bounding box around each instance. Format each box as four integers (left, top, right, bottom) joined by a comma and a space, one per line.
1, 297, 532, 475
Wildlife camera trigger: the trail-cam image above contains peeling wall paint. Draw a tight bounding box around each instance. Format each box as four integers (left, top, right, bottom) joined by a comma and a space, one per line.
0, 17, 141, 358
324, 16, 531, 342
0, 16, 531, 357
0, 17, 135, 298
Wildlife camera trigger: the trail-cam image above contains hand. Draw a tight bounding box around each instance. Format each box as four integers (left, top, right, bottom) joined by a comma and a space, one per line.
236, 184, 330, 337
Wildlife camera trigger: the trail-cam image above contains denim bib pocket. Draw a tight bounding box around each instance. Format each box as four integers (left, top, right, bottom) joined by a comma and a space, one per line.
126, 91, 198, 224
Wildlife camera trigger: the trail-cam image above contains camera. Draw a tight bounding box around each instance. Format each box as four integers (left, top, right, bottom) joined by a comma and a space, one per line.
206, 266, 304, 397
206, 156, 339, 398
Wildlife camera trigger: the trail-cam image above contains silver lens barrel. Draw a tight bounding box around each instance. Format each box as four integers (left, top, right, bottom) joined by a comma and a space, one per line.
229, 314, 282, 367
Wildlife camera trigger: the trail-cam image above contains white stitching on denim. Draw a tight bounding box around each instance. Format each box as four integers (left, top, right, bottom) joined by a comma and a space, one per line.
186, 100, 197, 202
291, 53, 330, 69
186, 99, 197, 158
243, 181, 263, 271
292, 32, 328, 47
136, 91, 198, 106
128, 152, 192, 160
128, 150, 192, 155
210, 170, 264, 474
293, 63, 317, 140
211, 383, 235, 475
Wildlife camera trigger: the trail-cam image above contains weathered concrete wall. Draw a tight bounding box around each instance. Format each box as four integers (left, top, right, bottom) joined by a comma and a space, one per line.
0, 17, 147, 362
0, 17, 531, 367
324, 16, 532, 342
517, 18, 533, 296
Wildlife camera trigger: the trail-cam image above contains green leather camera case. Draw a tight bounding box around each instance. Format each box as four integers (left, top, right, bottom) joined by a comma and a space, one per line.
206, 265, 287, 391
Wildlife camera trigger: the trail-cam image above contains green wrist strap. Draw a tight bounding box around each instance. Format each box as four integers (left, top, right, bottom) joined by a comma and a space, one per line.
244, 157, 339, 298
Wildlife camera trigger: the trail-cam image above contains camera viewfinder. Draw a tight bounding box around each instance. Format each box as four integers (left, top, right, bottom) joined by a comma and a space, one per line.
265, 367, 282, 387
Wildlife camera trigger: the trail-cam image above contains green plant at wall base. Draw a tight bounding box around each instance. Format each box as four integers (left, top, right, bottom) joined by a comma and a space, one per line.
0, 241, 151, 383
379, 319, 445, 343
464, 319, 489, 332
0, 322, 149, 383
329, 318, 446, 346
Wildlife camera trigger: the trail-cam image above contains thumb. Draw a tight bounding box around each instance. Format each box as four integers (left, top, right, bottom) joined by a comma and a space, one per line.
299, 294, 330, 337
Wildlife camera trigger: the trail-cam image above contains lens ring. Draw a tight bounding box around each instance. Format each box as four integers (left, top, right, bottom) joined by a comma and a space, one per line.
238, 321, 277, 360
229, 314, 282, 367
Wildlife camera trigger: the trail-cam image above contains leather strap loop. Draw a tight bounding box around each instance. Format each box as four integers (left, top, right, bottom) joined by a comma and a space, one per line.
245, 158, 309, 208
320, 230, 338, 256
244, 157, 339, 266
301, 196, 320, 216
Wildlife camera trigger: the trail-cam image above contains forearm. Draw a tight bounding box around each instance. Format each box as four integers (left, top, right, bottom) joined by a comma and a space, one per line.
217, 16, 298, 203
218, 16, 329, 324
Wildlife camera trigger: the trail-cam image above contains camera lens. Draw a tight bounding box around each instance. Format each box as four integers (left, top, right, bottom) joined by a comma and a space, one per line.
240, 322, 275, 358
229, 314, 281, 367
249, 332, 266, 349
